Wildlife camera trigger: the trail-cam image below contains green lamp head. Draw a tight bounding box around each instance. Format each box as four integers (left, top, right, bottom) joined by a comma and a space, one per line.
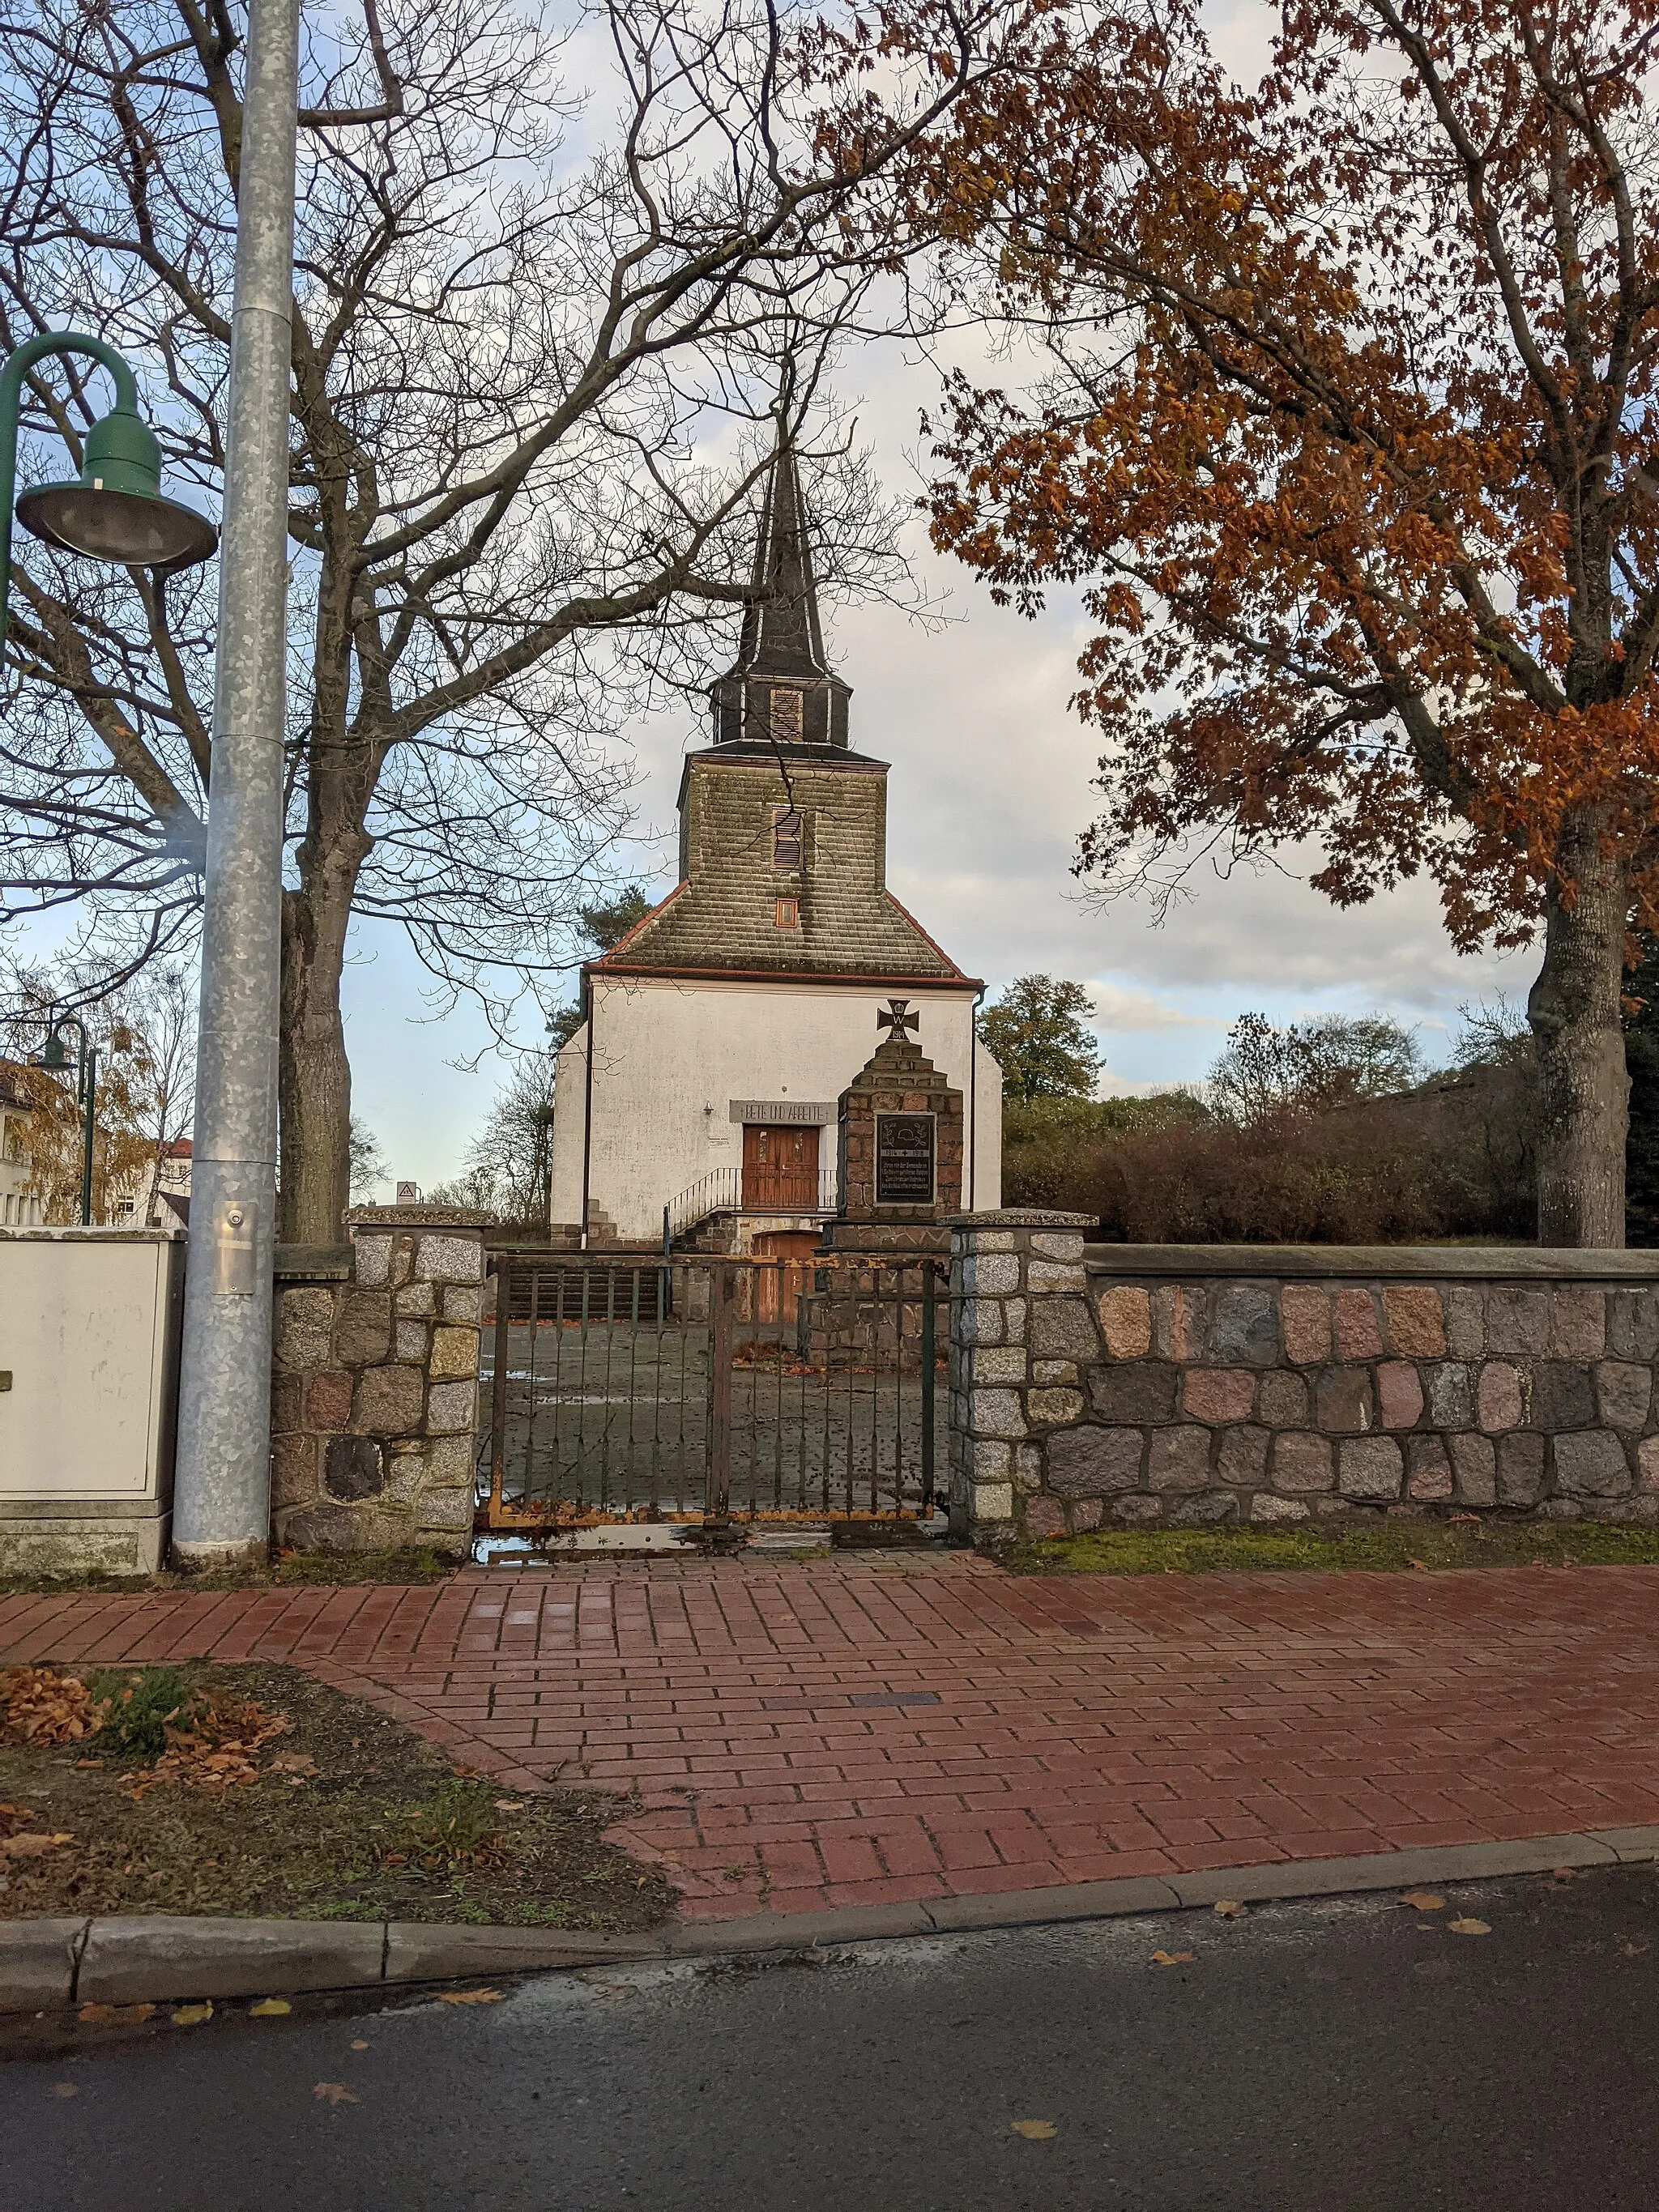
38, 1025, 72, 1072
15, 404, 217, 573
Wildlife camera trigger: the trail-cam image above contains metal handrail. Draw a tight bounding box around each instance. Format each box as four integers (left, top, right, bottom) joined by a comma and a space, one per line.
665, 1163, 838, 1242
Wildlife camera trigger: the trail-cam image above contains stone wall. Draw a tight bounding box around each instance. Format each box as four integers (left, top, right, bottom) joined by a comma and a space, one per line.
270, 1208, 488, 1554
949, 1213, 1659, 1542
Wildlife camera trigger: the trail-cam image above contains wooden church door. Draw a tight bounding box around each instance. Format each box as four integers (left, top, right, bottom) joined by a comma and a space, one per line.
741, 1123, 820, 1211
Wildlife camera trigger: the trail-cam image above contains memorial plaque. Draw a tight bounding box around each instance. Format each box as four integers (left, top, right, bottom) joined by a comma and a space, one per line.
875, 1112, 936, 1204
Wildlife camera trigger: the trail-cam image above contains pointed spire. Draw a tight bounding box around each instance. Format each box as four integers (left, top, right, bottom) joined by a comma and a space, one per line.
737, 442, 830, 680
709, 437, 852, 748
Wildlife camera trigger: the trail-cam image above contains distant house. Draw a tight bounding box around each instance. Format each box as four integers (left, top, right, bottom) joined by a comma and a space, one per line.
0, 1062, 42, 1226
109, 1137, 192, 1229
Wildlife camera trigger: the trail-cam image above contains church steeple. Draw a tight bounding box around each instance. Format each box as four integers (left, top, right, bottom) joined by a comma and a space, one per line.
710, 440, 852, 749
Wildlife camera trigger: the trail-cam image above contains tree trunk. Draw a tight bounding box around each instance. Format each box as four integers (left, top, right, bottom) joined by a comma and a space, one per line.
1528, 805, 1629, 1247
277, 839, 365, 1245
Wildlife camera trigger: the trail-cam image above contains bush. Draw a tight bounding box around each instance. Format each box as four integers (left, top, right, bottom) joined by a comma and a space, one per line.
1004, 1071, 1534, 1243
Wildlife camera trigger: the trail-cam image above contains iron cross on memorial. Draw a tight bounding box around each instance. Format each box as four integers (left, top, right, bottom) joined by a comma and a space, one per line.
877, 998, 919, 1041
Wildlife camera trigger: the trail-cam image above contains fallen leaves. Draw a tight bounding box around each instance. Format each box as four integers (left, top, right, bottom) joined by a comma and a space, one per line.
49, 2082, 76, 2098
78, 2003, 154, 2026
249, 1998, 292, 2018
434, 1988, 503, 2006
0, 1667, 101, 1747
1448, 1917, 1491, 1937
119, 1692, 289, 1801
1401, 1891, 1445, 1912
1010, 2120, 1056, 2139
1213, 1899, 1247, 1919
270, 1754, 318, 1778
350, 2039, 369, 2052
0, 1810, 72, 1863
2, 1664, 291, 1799
171, 2002, 213, 2026
1149, 1950, 1195, 1967
313, 2082, 359, 2105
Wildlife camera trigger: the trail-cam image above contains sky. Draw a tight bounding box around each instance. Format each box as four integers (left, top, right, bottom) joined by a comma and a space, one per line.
6, 0, 1533, 1195
341, 324, 1530, 1191
329, 0, 1528, 1192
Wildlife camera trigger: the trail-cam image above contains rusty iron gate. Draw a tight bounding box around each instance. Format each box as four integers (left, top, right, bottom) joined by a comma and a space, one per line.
479, 1254, 945, 1532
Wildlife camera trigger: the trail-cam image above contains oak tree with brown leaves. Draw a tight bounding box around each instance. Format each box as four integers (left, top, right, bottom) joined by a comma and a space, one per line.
927, 0, 1659, 1244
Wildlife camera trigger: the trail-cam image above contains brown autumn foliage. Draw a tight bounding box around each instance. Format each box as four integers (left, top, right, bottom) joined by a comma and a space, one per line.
923, 0, 1659, 1247
1004, 1068, 1536, 1243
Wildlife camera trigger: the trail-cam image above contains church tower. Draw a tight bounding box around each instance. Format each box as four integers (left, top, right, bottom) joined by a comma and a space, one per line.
708, 442, 852, 750
547, 441, 1001, 1248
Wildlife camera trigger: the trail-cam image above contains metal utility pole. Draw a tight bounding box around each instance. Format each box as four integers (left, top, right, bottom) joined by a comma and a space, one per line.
171, 0, 301, 1569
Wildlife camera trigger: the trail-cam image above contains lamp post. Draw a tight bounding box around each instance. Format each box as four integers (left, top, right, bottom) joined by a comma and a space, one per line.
0, 339, 213, 1230
169, 0, 301, 1571
36, 1011, 97, 1228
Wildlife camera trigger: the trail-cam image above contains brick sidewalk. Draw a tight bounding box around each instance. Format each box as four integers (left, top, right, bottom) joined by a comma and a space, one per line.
6, 1556, 1659, 1920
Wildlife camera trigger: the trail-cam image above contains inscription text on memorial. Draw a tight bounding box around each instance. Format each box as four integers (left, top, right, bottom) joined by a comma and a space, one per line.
875, 1113, 936, 1204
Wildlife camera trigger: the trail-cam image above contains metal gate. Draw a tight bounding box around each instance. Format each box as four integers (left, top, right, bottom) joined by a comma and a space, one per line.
479, 1254, 945, 1532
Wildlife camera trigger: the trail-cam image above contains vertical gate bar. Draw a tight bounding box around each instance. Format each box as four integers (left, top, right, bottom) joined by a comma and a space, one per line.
774, 1264, 785, 1512
626, 1265, 642, 1519
597, 1264, 616, 1515
653, 1251, 667, 1515
526, 1264, 541, 1511
836, 1282, 849, 1521
648, 1264, 663, 1515
920, 1259, 936, 1517
576, 1264, 591, 1512
708, 1264, 734, 1521
869, 1267, 881, 1515
893, 1264, 906, 1514
827, 1265, 836, 1521
487, 1259, 510, 1523
683, 1262, 697, 1515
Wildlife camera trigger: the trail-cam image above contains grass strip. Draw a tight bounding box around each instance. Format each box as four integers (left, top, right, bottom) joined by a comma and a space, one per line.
1017, 1519, 1659, 1577
0, 1661, 672, 1930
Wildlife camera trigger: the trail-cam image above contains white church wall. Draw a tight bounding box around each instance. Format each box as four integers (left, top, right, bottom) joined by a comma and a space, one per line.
569, 976, 987, 1242
972, 1042, 1004, 1210
548, 1023, 589, 1230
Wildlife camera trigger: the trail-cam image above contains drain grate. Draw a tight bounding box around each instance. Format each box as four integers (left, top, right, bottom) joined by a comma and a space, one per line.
847, 1690, 941, 1707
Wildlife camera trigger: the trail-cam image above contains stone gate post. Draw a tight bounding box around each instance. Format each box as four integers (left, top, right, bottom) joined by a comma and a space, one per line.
947, 1209, 1096, 1545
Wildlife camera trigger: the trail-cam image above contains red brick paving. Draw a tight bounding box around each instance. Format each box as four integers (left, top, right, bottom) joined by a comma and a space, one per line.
7, 1555, 1659, 1919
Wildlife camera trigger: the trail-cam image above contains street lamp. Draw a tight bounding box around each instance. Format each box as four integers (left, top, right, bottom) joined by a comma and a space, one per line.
0, 330, 217, 658
33, 1009, 97, 1229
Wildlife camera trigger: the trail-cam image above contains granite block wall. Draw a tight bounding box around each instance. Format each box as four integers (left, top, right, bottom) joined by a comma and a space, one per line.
269, 1207, 488, 1553
949, 1213, 1659, 1541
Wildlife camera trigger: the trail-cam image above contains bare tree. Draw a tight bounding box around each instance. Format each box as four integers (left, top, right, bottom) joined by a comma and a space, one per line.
122, 962, 196, 1225
0, 0, 1022, 1241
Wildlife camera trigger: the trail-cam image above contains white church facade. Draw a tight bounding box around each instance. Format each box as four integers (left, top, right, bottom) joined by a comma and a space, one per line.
548, 448, 1002, 1253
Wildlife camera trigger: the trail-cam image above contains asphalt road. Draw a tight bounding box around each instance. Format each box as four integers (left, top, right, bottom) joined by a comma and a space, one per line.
9, 1866, 1659, 2210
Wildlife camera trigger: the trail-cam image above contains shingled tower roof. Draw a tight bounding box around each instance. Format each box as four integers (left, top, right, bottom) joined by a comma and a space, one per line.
709, 441, 852, 749
590, 440, 978, 989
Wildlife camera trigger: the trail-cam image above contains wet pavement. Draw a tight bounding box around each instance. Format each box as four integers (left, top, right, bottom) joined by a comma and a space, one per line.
8, 1864, 1659, 2210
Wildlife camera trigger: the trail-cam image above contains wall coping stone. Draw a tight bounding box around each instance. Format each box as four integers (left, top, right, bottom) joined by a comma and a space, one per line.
1081, 1243, 1659, 1281
950, 1210, 1097, 1229
344, 1207, 493, 1229
275, 1244, 353, 1281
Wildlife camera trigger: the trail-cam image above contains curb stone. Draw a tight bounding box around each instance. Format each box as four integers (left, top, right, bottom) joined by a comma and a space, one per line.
9, 1826, 1659, 2012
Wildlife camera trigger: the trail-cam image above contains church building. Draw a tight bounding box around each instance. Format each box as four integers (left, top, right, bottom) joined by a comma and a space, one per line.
547, 447, 1002, 1254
